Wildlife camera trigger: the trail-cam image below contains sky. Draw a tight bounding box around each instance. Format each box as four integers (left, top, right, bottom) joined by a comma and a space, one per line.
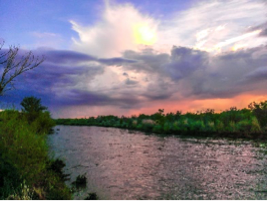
0, 0, 267, 118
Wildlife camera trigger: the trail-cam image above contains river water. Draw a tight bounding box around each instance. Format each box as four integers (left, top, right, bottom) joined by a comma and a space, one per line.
48, 125, 267, 200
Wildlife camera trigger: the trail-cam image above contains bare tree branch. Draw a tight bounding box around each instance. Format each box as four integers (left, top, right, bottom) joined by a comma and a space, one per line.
0, 41, 45, 96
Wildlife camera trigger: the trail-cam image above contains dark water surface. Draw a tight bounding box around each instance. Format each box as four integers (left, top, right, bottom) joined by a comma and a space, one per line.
48, 126, 267, 199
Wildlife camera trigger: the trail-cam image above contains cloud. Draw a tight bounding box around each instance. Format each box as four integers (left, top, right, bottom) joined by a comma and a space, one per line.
247, 22, 267, 37
98, 57, 137, 66
69, 0, 266, 55
120, 45, 267, 100
1, 44, 266, 117
70, 2, 159, 57
158, 0, 266, 53
239, 66, 267, 83
125, 78, 138, 85
1, 0, 266, 117
43, 49, 96, 64
122, 48, 169, 73
165, 46, 209, 80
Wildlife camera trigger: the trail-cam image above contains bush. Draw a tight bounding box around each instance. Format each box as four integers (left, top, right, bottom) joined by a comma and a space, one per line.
54, 100, 267, 140
47, 159, 70, 181
237, 120, 251, 133
250, 116, 262, 133
215, 120, 224, 132
0, 109, 72, 199
30, 111, 56, 134
0, 111, 49, 185
72, 174, 87, 189
152, 124, 163, 133
248, 100, 267, 128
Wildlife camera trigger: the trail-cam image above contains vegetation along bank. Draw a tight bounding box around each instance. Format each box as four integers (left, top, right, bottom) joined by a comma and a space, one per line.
0, 97, 72, 199
56, 100, 267, 141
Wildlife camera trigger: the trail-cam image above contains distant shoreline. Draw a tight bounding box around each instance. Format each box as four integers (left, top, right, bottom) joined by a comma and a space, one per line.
54, 100, 267, 142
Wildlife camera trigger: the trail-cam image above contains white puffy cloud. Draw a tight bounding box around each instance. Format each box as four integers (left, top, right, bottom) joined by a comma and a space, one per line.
70, 1, 159, 57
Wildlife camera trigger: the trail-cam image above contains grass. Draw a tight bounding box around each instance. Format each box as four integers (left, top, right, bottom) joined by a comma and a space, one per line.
0, 109, 72, 199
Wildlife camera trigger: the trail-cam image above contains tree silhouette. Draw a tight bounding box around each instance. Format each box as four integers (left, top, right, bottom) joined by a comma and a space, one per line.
0, 41, 44, 95
20, 96, 47, 113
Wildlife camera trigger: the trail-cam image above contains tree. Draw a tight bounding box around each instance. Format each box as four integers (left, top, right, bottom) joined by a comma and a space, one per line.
20, 96, 47, 114
0, 41, 44, 95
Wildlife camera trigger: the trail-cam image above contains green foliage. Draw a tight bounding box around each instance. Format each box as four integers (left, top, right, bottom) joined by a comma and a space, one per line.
0, 108, 71, 199
248, 100, 267, 128
152, 124, 163, 133
30, 111, 56, 134
55, 100, 267, 140
20, 96, 51, 124
0, 157, 22, 199
250, 116, 262, 133
20, 96, 47, 113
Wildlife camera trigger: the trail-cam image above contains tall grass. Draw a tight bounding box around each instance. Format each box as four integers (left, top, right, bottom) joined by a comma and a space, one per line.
0, 110, 72, 199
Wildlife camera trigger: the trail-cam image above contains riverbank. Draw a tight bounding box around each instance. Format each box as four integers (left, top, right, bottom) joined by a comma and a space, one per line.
0, 110, 72, 199
56, 101, 267, 141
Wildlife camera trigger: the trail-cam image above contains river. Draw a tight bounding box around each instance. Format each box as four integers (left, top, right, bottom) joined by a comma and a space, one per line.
48, 125, 267, 200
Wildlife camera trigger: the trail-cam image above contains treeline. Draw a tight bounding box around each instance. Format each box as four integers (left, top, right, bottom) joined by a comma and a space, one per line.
56, 101, 267, 140
0, 97, 72, 199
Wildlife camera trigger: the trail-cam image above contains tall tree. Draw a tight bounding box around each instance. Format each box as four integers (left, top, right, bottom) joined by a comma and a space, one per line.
0, 41, 44, 95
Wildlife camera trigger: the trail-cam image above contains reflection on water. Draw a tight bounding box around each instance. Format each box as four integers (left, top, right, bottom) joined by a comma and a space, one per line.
48, 126, 267, 199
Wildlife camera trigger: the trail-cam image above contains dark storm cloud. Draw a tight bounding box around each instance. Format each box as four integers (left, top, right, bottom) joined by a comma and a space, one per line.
98, 57, 137, 66
165, 46, 209, 80
122, 46, 209, 80
52, 89, 112, 106
123, 49, 169, 73
239, 66, 267, 83
1, 44, 266, 113
0, 47, 142, 110
189, 46, 267, 99
43, 50, 96, 64
120, 45, 266, 101
51, 88, 141, 110
39, 49, 137, 66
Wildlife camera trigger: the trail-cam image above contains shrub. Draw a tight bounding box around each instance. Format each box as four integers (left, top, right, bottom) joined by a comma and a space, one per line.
237, 120, 251, 133
227, 121, 236, 133
250, 116, 262, 133
0, 109, 72, 199
248, 100, 267, 128
152, 124, 163, 133
30, 111, 56, 134
192, 120, 205, 132
72, 174, 87, 189
47, 159, 69, 181
215, 120, 224, 132
0, 157, 22, 199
